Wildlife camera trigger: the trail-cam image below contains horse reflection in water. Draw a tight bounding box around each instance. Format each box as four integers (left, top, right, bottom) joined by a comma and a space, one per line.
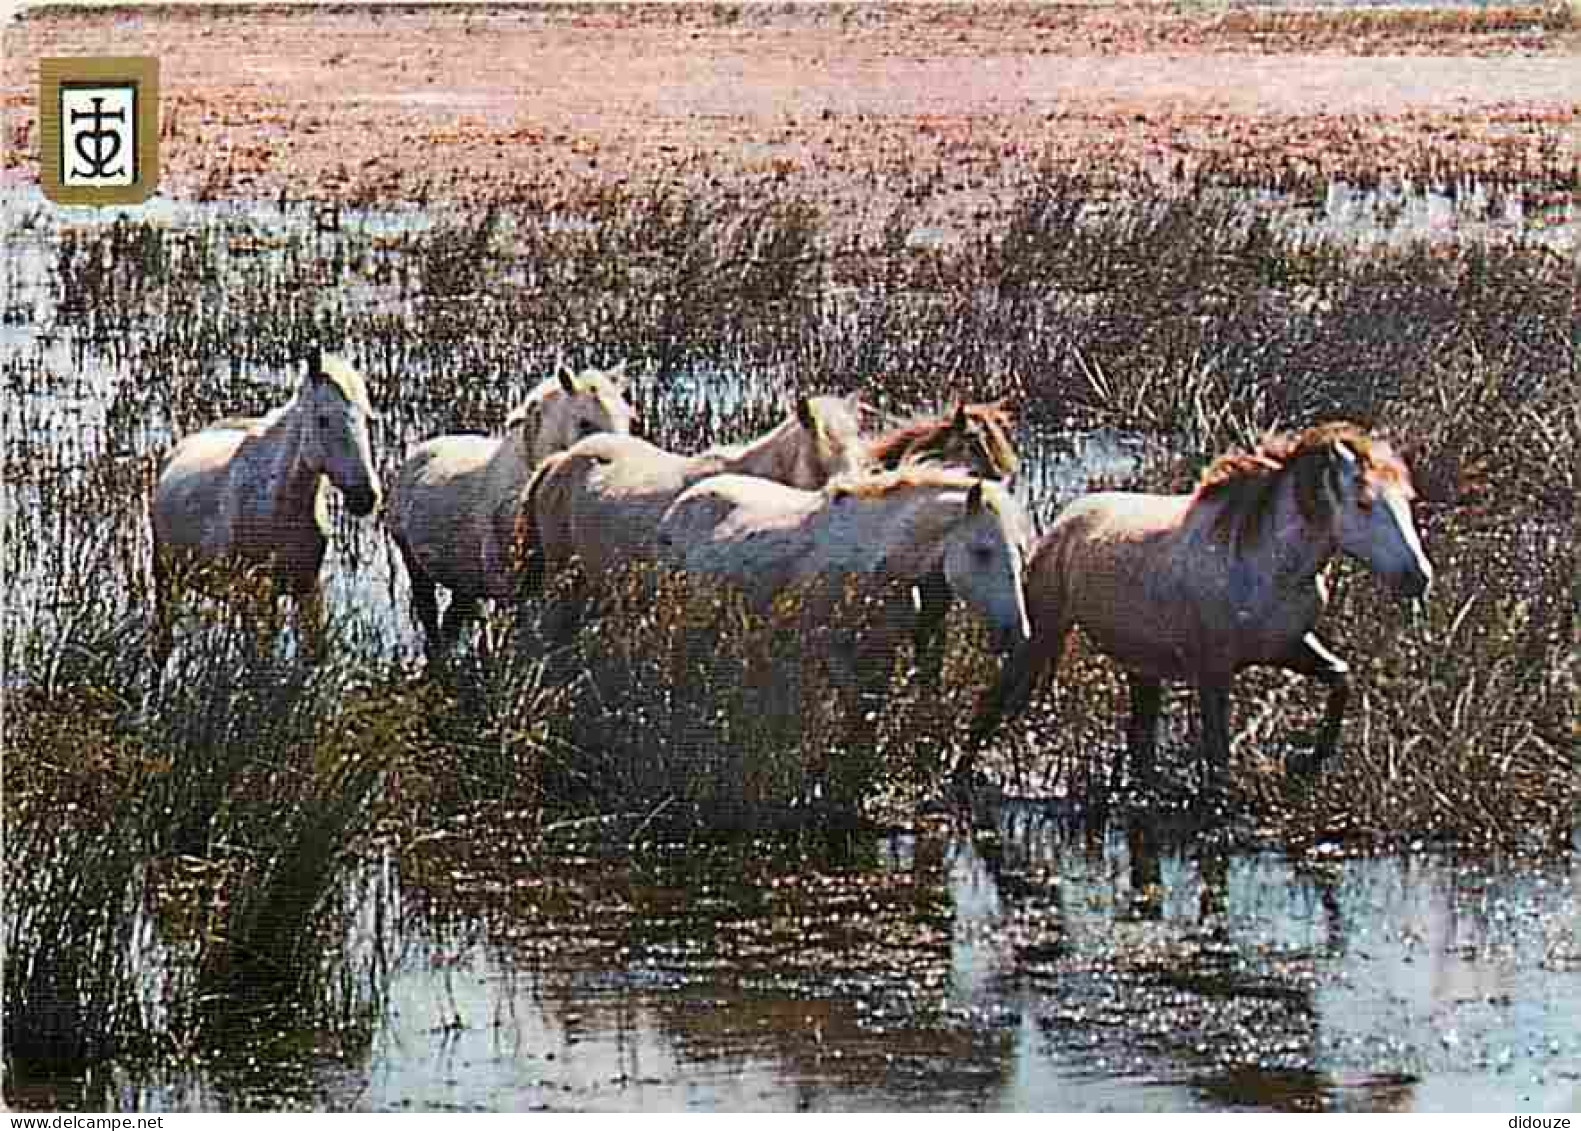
150, 349, 382, 664
657, 464, 1032, 807
972, 422, 1432, 800
387, 363, 634, 662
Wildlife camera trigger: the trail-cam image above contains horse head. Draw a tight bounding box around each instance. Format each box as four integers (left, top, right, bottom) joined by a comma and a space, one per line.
1323, 437, 1433, 600
515, 362, 636, 464
939, 479, 1032, 651
304, 352, 381, 516
944, 399, 1020, 482
792, 392, 870, 487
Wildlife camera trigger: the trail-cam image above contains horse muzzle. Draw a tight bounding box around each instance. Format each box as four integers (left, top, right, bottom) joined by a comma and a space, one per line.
987, 615, 1033, 654
1395, 561, 1433, 601
345, 484, 382, 518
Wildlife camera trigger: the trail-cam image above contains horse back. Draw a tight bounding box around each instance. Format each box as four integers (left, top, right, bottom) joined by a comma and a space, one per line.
390, 435, 501, 547
151, 428, 251, 551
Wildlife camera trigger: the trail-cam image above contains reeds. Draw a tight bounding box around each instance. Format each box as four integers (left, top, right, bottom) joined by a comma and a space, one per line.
5, 159, 1576, 1088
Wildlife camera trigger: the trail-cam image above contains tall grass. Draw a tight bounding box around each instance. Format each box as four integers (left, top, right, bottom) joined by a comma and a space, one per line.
4, 562, 404, 1081
5, 161, 1576, 1091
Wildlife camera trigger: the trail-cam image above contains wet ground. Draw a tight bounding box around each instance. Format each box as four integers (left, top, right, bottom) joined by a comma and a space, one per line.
11, 815, 1579, 1112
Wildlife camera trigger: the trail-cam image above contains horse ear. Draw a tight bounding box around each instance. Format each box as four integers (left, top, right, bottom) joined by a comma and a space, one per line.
796, 396, 817, 432
966, 481, 984, 513
1322, 441, 1361, 505
558, 365, 579, 395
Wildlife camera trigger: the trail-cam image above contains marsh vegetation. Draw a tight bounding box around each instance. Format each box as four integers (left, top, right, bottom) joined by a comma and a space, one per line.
3, 155, 1575, 1105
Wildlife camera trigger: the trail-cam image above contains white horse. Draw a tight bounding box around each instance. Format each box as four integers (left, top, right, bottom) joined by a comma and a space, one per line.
512, 394, 870, 637
150, 350, 381, 662
387, 364, 634, 659
655, 464, 1033, 800
970, 421, 1434, 796
657, 463, 1031, 648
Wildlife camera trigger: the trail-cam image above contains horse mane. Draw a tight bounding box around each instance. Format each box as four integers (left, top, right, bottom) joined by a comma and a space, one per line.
505, 366, 620, 432
869, 400, 1019, 479
317, 354, 375, 416
828, 462, 987, 502
808, 394, 866, 466
1193, 421, 1411, 545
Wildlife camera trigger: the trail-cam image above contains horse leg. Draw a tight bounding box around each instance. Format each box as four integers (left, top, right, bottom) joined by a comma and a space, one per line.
968, 614, 1069, 750
439, 591, 481, 655
152, 548, 176, 671
909, 574, 950, 688
1196, 680, 1233, 810
396, 539, 445, 661
297, 587, 327, 665
542, 574, 591, 652
1126, 674, 1164, 790
1278, 631, 1351, 777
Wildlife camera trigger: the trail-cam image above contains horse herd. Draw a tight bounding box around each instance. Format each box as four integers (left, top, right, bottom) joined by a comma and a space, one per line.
149, 350, 1434, 797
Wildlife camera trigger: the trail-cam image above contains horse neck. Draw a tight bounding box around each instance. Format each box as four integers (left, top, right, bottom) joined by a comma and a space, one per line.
707, 417, 807, 482
252, 402, 325, 516
869, 423, 926, 468
1202, 471, 1338, 585
822, 487, 951, 581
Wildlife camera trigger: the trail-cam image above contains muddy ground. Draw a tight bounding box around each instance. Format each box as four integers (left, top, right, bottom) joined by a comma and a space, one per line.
5, 3, 1579, 224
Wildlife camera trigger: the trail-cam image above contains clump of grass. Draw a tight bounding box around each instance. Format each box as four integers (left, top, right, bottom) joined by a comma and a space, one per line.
513, 564, 996, 831
3, 562, 404, 1083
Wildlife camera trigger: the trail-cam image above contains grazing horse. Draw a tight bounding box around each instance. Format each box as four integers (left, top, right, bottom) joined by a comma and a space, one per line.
387, 364, 634, 660
971, 422, 1433, 798
657, 465, 1033, 801
867, 398, 1021, 683
868, 399, 1020, 482
150, 350, 381, 663
512, 394, 870, 636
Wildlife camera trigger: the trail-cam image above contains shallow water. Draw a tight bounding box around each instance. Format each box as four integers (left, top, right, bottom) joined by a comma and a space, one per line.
13, 817, 1577, 1112
4, 183, 1575, 1112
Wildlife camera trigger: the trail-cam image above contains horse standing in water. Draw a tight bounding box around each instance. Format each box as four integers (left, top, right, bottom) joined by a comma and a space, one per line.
971, 422, 1432, 798
150, 350, 382, 663
657, 465, 1033, 804
512, 394, 870, 638
867, 398, 1021, 683
387, 364, 634, 661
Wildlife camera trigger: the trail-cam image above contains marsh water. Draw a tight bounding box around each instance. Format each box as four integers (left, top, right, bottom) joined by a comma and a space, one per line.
4, 182, 1577, 1111
12, 825, 1580, 1112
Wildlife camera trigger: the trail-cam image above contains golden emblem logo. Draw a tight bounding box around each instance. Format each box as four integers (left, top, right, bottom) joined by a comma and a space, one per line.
40, 56, 160, 206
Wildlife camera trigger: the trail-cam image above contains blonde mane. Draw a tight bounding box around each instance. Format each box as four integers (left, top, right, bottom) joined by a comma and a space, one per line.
796, 393, 866, 472
825, 465, 1028, 552
504, 363, 628, 434
318, 354, 375, 416
869, 400, 1020, 480
1194, 421, 1413, 546
827, 461, 985, 501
